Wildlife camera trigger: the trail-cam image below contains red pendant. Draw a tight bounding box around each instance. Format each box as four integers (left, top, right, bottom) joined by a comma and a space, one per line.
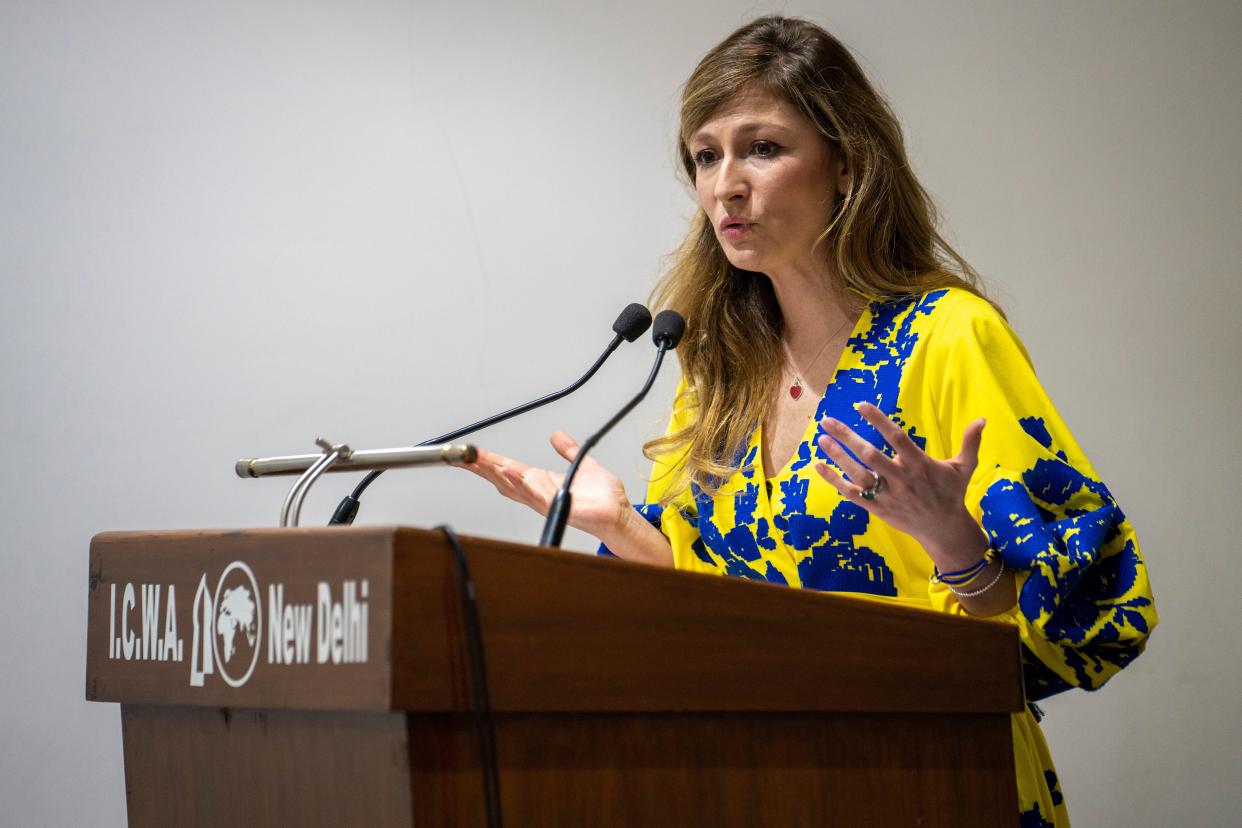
789, 383, 803, 400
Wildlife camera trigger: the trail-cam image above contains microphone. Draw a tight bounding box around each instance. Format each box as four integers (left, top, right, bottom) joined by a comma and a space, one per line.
538, 309, 685, 548
328, 303, 653, 525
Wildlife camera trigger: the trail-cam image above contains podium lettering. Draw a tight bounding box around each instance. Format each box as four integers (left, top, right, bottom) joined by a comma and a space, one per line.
294, 602, 312, 663
269, 584, 315, 666
268, 584, 288, 664
189, 574, 214, 687
121, 583, 136, 660
98, 558, 374, 688
109, 583, 116, 659
161, 586, 181, 662
316, 580, 369, 665
317, 583, 333, 664
141, 584, 160, 660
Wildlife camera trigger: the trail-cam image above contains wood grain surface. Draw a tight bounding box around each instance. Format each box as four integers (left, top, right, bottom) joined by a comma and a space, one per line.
89, 528, 1025, 827
409, 710, 1019, 827
87, 527, 1024, 714
121, 704, 414, 826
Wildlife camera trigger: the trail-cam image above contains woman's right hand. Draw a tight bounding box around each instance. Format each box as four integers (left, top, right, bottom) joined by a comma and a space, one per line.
459, 431, 675, 567
461, 431, 633, 541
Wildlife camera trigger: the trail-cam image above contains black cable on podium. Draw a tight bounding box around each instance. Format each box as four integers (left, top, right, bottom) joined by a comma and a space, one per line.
438, 524, 503, 828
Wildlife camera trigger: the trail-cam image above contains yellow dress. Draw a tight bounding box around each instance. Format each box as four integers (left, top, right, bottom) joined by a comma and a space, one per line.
601, 287, 1157, 826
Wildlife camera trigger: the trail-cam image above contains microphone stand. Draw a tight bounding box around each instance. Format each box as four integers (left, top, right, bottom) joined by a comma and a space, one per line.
235, 438, 477, 527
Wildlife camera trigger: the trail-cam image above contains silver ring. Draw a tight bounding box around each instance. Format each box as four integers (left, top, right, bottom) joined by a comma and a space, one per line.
860, 471, 885, 501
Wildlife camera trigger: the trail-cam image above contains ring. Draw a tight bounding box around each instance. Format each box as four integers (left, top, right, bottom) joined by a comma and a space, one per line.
860, 471, 886, 501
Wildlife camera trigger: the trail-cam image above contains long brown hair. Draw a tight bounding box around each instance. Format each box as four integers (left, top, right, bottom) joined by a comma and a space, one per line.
646, 15, 991, 502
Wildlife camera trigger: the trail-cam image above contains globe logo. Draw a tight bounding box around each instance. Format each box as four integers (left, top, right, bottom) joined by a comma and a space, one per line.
211, 561, 262, 687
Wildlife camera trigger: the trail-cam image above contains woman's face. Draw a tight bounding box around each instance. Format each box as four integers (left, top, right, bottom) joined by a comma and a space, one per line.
688, 88, 847, 278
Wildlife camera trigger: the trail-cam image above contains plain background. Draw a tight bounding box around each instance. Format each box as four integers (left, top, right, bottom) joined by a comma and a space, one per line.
2, 1, 1239, 824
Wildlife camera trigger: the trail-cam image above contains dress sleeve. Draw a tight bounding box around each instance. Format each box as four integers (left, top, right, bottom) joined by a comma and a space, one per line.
597, 381, 702, 560
925, 293, 1157, 700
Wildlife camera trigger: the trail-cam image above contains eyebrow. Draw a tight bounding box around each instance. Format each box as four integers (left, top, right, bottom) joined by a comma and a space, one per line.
689, 120, 791, 146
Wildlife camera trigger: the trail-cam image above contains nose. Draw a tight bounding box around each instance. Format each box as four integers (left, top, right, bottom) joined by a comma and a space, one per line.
713, 155, 749, 204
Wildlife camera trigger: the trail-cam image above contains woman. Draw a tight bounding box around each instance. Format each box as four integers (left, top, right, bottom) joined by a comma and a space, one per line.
464, 15, 1156, 826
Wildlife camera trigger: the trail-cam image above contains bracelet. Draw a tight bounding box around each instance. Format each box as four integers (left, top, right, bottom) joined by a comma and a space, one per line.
946, 557, 1006, 599
931, 556, 989, 586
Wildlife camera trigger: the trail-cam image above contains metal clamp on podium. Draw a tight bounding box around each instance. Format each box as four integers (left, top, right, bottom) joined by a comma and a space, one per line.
235, 438, 478, 527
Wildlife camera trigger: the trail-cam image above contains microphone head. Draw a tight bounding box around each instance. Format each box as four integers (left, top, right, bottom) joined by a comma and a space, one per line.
652, 310, 686, 349
612, 303, 652, 342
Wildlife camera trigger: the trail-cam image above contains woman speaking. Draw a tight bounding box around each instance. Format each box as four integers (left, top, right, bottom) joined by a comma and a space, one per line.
462, 15, 1156, 826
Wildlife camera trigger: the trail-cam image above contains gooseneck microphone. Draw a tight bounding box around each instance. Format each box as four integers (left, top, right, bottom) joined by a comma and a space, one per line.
328, 303, 653, 526
538, 309, 686, 548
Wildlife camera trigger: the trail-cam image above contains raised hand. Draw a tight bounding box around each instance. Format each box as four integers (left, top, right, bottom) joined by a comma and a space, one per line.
814, 402, 989, 572
460, 431, 634, 540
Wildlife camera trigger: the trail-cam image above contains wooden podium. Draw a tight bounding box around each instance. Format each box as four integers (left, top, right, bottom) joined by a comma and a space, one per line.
85, 527, 1023, 826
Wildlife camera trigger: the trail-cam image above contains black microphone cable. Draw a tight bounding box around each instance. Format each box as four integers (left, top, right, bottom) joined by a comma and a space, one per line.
438, 524, 503, 828
328, 303, 652, 525
538, 310, 685, 548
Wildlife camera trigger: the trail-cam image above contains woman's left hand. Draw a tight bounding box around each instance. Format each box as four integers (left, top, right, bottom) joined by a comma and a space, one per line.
814, 402, 988, 571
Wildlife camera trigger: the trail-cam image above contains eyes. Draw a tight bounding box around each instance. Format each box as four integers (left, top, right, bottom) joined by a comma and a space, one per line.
692, 140, 780, 169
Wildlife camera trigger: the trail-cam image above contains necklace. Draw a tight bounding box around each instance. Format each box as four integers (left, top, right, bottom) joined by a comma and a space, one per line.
782, 314, 854, 401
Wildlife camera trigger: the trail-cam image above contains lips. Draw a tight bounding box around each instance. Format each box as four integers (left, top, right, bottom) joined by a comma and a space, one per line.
719, 215, 754, 232
720, 216, 754, 240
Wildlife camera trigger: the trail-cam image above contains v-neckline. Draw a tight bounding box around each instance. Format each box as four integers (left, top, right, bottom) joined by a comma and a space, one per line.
757, 301, 873, 482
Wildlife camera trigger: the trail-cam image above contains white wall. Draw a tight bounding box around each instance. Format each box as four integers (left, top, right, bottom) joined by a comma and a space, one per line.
2, 1, 1238, 824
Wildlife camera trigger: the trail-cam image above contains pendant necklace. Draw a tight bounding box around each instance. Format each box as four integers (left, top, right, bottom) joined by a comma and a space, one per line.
783, 315, 854, 401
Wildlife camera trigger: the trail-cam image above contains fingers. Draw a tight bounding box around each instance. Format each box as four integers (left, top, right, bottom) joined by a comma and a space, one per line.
814, 461, 867, 504
954, 418, 986, 477
817, 432, 877, 487
458, 447, 556, 512
818, 416, 894, 483
465, 448, 525, 498
499, 463, 559, 513
856, 402, 922, 458
549, 430, 580, 463
460, 447, 521, 484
